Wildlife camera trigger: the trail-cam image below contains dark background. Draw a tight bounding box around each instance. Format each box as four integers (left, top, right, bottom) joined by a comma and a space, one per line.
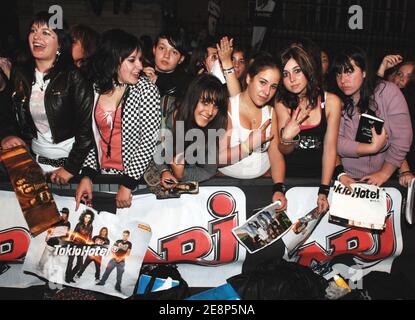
1, 0, 414, 62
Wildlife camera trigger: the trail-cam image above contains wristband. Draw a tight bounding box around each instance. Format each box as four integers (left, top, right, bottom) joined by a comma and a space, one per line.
272, 183, 286, 195
318, 184, 330, 196
223, 67, 235, 75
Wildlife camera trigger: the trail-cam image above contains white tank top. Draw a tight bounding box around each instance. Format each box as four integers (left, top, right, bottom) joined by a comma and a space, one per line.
219, 94, 272, 179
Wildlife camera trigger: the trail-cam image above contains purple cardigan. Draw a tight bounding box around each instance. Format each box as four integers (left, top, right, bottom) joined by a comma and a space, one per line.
338, 81, 412, 179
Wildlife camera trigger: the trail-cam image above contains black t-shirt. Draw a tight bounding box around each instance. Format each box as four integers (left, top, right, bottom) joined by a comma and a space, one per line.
285, 97, 328, 178
112, 240, 132, 261
155, 68, 191, 99
92, 235, 110, 246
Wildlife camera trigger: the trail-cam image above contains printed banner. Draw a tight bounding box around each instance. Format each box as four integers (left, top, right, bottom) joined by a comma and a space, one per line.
283, 187, 403, 288
0, 191, 48, 288
120, 187, 247, 287
23, 196, 151, 298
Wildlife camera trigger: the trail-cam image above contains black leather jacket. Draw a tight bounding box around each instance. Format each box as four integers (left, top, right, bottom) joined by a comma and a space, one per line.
1, 66, 94, 175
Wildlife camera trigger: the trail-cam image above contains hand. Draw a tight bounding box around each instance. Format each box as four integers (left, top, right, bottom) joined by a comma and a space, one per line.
217, 36, 233, 67
1, 136, 26, 149
116, 185, 132, 208
247, 119, 274, 151
317, 194, 329, 214
281, 107, 310, 142
360, 171, 390, 187
339, 174, 356, 192
160, 170, 178, 189
75, 177, 93, 211
378, 54, 403, 76
50, 167, 73, 185
369, 127, 388, 154
0, 57, 11, 78
272, 191, 287, 211
143, 66, 158, 84
399, 172, 414, 188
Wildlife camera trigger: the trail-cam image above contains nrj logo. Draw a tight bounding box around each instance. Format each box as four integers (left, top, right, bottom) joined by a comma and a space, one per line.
144, 191, 240, 265
0, 227, 31, 262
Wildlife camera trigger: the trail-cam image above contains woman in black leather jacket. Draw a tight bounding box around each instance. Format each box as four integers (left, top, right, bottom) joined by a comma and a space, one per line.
0, 11, 94, 184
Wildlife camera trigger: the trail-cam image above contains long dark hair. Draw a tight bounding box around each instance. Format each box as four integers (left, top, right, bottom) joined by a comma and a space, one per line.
172, 73, 228, 153
70, 24, 100, 67
78, 209, 95, 226
87, 29, 142, 94
277, 45, 321, 110
331, 46, 380, 118
18, 11, 73, 85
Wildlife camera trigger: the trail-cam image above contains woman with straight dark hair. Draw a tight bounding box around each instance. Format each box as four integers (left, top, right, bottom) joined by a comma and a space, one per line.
75, 29, 160, 209
0, 11, 94, 184
70, 24, 100, 70
331, 46, 412, 188
154, 73, 228, 189
275, 45, 341, 213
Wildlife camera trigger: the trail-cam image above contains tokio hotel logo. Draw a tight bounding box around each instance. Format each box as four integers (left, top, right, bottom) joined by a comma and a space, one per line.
53, 245, 110, 257
143, 191, 239, 265
333, 184, 380, 200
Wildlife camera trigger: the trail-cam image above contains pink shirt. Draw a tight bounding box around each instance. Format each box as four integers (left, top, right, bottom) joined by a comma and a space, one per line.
95, 103, 124, 171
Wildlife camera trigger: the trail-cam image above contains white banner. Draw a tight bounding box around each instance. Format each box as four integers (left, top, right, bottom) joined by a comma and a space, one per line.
283, 187, 403, 288
121, 186, 247, 288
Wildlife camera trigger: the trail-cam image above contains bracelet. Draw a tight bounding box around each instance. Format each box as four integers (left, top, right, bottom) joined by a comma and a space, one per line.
333, 164, 345, 181
337, 172, 347, 180
223, 67, 235, 75
398, 170, 412, 177
272, 183, 286, 195
280, 127, 300, 145
318, 184, 330, 196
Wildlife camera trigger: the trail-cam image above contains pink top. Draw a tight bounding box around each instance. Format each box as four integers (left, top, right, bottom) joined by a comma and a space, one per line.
95, 103, 124, 171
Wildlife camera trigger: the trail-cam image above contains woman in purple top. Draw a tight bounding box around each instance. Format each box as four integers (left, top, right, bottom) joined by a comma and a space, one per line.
332, 46, 412, 188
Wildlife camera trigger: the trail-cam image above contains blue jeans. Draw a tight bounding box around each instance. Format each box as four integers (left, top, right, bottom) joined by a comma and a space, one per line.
100, 259, 125, 288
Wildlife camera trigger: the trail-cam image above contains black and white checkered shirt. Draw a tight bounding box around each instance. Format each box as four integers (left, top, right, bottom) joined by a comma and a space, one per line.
82, 76, 161, 190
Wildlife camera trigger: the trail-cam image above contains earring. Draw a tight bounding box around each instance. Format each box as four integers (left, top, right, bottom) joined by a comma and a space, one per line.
56, 50, 61, 56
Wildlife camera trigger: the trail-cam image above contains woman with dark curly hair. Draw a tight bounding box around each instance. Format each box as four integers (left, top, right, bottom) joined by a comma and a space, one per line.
275, 45, 341, 213
75, 29, 160, 209
0, 11, 94, 185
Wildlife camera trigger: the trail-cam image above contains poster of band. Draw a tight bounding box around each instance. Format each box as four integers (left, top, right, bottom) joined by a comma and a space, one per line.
0, 184, 405, 295
22, 196, 152, 298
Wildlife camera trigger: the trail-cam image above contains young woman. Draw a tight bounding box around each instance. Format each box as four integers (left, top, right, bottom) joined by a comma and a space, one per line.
275, 45, 341, 213
188, 37, 241, 97
75, 29, 161, 209
155, 73, 228, 189
219, 53, 287, 208
0, 11, 94, 184
70, 24, 100, 71
332, 46, 412, 189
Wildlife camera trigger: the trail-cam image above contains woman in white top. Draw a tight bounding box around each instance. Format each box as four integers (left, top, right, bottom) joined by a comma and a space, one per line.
219, 53, 287, 209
